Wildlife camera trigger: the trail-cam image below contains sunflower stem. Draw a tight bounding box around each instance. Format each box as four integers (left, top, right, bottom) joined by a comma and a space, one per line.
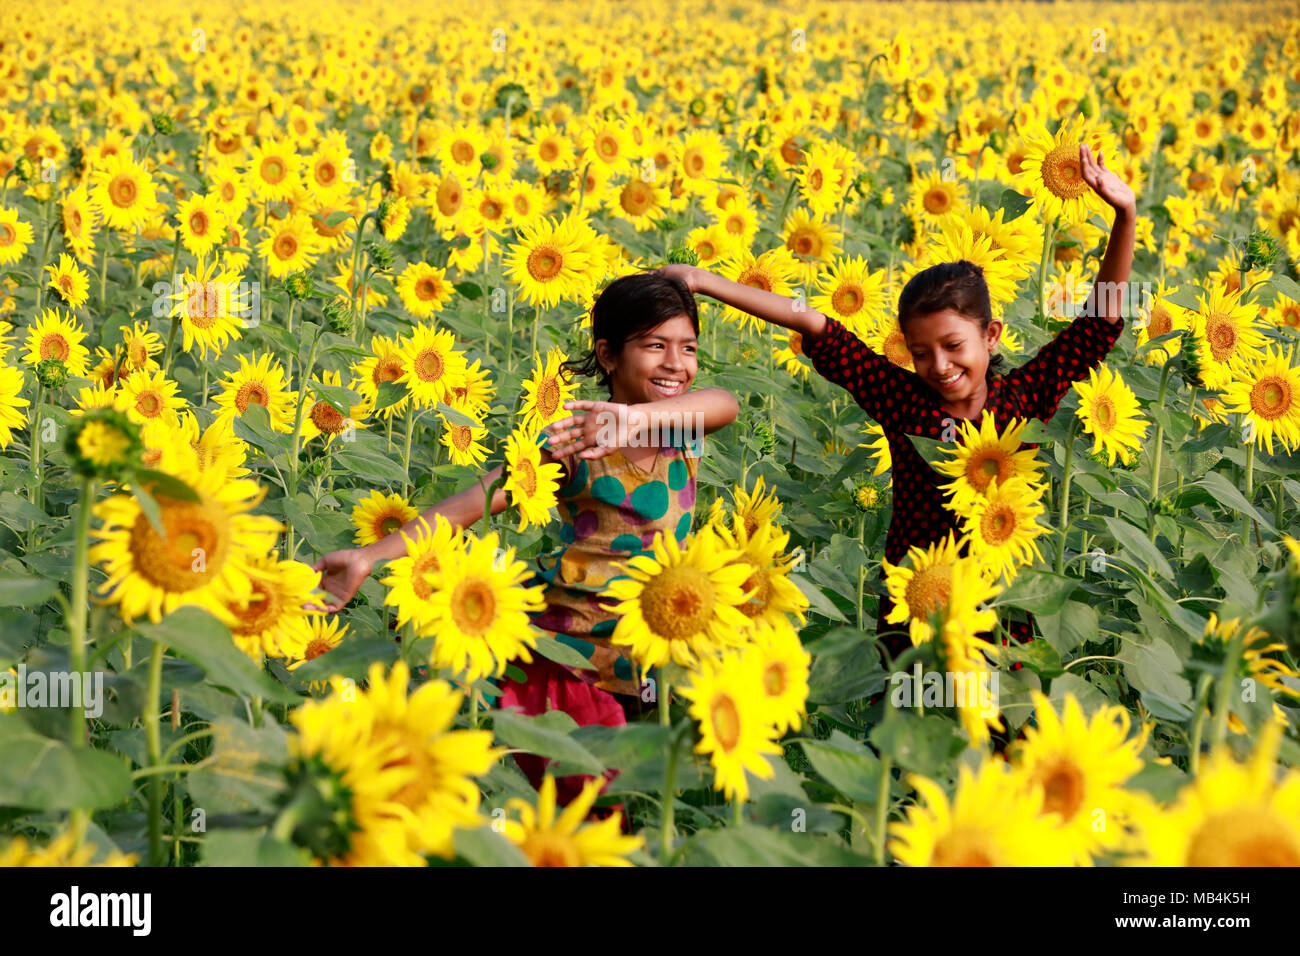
98, 243, 110, 315
1054, 416, 1078, 574
68, 478, 94, 749
146, 640, 165, 866
402, 403, 417, 498
1188, 672, 1214, 775
33, 202, 55, 314
1148, 363, 1172, 541
874, 753, 893, 866
284, 298, 296, 385
27, 383, 44, 528
732, 795, 744, 827
287, 328, 324, 551
1036, 219, 1058, 324
1210, 629, 1245, 748
660, 713, 679, 864
1242, 440, 1254, 546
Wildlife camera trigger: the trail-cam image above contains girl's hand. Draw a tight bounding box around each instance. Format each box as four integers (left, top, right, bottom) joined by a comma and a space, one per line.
543, 400, 640, 460
1080, 144, 1135, 214
310, 548, 375, 613
655, 264, 700, 293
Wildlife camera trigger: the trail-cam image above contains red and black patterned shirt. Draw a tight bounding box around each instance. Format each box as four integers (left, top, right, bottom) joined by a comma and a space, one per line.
803, 310, 1126, 656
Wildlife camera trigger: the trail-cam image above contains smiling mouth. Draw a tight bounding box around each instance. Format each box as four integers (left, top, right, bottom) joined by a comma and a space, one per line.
651, 378, 684, 396
935, 371, 964, 389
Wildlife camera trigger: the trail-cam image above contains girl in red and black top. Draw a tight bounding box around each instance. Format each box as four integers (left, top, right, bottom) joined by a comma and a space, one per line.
661, 144, 1136, 663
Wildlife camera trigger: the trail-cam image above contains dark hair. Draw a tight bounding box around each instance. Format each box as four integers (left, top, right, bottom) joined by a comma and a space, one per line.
897, 260, 1006, 377
561, 272, 700, 395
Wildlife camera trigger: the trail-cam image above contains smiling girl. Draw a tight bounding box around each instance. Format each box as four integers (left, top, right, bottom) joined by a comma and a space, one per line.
663, 144, 1136, 666
312, 271, 738, 804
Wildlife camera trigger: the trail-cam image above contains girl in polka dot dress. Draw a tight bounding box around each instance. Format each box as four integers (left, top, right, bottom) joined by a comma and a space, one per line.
313, 271, 738, 807
662, 144, 1136, 668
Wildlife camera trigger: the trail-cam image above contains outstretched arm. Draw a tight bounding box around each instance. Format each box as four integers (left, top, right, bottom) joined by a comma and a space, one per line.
544, 389, 739, 460
659, 264, 830, 343
1077, 144, 1137, 326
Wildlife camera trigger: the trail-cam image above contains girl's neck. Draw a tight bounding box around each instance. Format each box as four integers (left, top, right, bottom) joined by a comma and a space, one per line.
939, 377, 991, 420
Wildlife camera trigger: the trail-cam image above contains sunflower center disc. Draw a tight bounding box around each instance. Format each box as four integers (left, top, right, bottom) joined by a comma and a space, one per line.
235, 382, 269, 413
931, 827, 996, 866
129, 497, 227, 592
983, 507, 1015, 545
1252, 378, 1289, 419
1037, 759, 1085, 821
411, 552, 440, 600
310, 401, 347, 434
710, 693, 741, 751
517, 459, 538, 496
1186, 807, 1300, 866
640, 566, 716, 641
1042, 142, 1089, 200
416, 278, 438, 300
527, 247, 562, 281
415, 349, 444, 382
832, 286, 862, 315
1095, 396, 1117, 430
1206, 316, 1236, 359
451, 578, 498, 636
528, 832, 581, 867
379, 516, 403, 536
924, 188, 950, 215
763, 661, 787, 697
906, 564, 952, 622
41, 333, 70, 361
110, 175, 137, 207
537, 379, 561, 418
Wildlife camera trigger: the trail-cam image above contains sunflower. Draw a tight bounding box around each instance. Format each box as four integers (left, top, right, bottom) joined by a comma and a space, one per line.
382, 515, 465, 630
520, 348, 579, 434
682, 650, 783, 803
503, 427, 563, 532
89, 152, 158, 232
685, 223, 738, 267
868, 320, 915, 372
258, 214, 320, 278
119, 320, 163, 374
936, 556, 1003, 746
611, 175, 670, 232
207, 160, 251, 221
437, 123, 488, 178
59, 183, 99, 262
398, 323, 467, 409
907, 167, 966, 227
1135, 281, 1190, 365
503, 775, 643, 867
247, 138, 302, 202
418, 531, 545, 682
168, 258, 249, 358
1190, 283, 1268, 390
810, 255, 889, 333
0, 828, 136, 867
527, 122, 575, 175
118, 367, 185, 426
1128, 722, 1300, 866
440, 413, 489, 468
352, 489, 418, 546
305, 141, 352, 205
1071, 364, 1148, 467
797, 141, 847, 217
214, 352, 297, 433
1011, 692, 1149, 865
0, 208, 34, 266
882, 531, 965, 646
676, 129, 728, 195
1221, 347, 1300, 455
716, 198, 760, 249
350, 334, 410, 420
286, 615, 348, 688
934, 412, 1046, 512
920, 217, 1021, 309
782, 208, 842, 284
23, 308, 90, 377
1201, 612, 1300, 704
0, 364, 30, 450
176, 411, 251, 481
745, 619, 811, 735
396, 261, 455, 318
772, 329, 810, 381
957, 476, 1048, 583
960, 204, 1042, 281
504, 213, 598, 309
728, 474, 785, 539
1017, 115, 1109, 226
89, 449, 281, 624
175, 193, 227, 260
301, 369, 368, 445
715, 518, 809, 629
447, 358, 496, 419
224, 551, 322, 661
44, 253, 90, 309
858, 420, 892, 477
601, 525, 753, 670
890, 759, 1072, 866
719, 248, 800, 334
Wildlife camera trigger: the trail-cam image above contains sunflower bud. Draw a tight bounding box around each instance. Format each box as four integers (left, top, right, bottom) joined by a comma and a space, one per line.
760, 158, 780, 181
36, 358, 68, 390
666, 245, 699, 266
151, 113, 176, 135
495, 82, 529, 118
1218, 88, 1238, 117
1178, 329, 1205, 388
688, 97, 707, 117
13, 156, 35, 183
67, 144, 84, 178
852, 480, 882, 513
1244, 231, 1280, 271
754, 418, 777, 457
363, 238, 394, 272
479, 151, 500, 171
285, 271, 315, 301
543, 169, 573, 196
64, 408, 143, 481
719, 95, 737, 116
753, 123, 772, 147
305, 456, 330, 480
378, 165, 394, 194
656, 215, 681, 233
50, 105, 70, 125
273, 753, 361, 863
1153, 493, 1179, 517
323, 297, 355, 336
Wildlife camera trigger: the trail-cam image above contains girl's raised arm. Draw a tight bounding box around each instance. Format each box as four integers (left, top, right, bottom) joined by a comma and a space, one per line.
660, 264, 830, 343
1077, 145, 1137, 326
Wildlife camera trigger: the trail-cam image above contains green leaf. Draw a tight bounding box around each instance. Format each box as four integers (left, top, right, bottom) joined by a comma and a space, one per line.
799, 730, 881, 802
435, 401, 481, 428
1268, 274, 1300, 304
0, 574, 58, 608
135, 607, 301, 705
0, 491, 51, 534
991, 569, 1078, 615
373, 380, 407, 412
133, 468, 201, 503
996, 187, 1031, 221
1017, 419, 1051, 444
905, 431, 950, 469
288, 637, 398, 685
453, 827, 532, 866
323, 210, 354, 227
332, 442, 409, 485
1104, 515, 1175, 581
998, 638, 1064, 679
868, 711, 961, 776
0, 720, 132, 810
1040, 600, 1098, 656
790, 574, 846, 622
1196, 470, 1276, 533
492, 709, 604, 776
200, 831, 312, 867
455, 281, 483, 300
311, 382, 361, 414
530, 633, 597, 671
806, 627, 887, 704
130, 481, 165, 538
186, 717, 291, 814
678, 825, 873, 866
1048, 672, 1114, 714
230, 402, 291, 457
1118, 634, 1193, 718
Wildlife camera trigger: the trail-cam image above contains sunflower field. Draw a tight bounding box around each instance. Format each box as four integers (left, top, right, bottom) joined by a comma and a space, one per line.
2, 0, 1300, 870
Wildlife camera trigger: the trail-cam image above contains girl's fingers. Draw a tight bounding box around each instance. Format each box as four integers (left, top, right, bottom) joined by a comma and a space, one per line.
563, 400, 595, 412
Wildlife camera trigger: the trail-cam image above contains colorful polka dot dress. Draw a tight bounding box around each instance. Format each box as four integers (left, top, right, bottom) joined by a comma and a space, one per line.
523, 438, 702, 697
803, 311, 1125, 659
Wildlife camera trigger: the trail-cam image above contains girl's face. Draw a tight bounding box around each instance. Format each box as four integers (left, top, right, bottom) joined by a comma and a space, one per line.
597, 314, 699, 405
904, 308, 1001, 403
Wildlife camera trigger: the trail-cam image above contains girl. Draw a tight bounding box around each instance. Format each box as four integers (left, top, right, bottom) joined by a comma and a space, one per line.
662, 144, 1136, 665
311, 271, 738, 805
